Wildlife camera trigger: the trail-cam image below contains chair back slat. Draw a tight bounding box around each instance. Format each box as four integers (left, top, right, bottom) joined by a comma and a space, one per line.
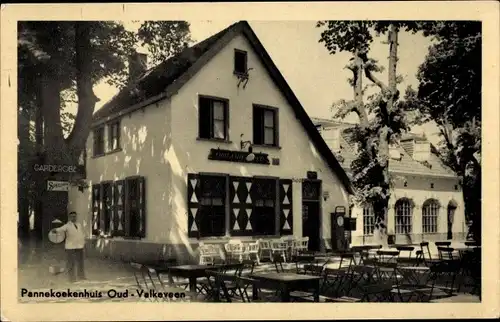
437, 246, 456, 261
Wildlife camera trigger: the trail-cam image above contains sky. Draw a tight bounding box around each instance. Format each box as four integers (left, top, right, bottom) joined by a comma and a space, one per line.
90, 20, 439, 143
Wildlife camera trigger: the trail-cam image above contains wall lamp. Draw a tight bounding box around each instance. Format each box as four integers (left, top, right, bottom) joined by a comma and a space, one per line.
240, 134, 255, 162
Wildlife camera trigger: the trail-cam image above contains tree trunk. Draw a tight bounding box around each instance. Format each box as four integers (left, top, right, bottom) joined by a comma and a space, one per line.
373, 25, 399, 247
18, 107, 32, 240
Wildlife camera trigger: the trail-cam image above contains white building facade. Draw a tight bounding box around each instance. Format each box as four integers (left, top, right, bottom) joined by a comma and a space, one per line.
69, 22, 353, 263
313, 118, 466, 245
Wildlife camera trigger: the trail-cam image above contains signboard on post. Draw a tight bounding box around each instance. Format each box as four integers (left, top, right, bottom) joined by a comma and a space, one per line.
47, 180, 70, 192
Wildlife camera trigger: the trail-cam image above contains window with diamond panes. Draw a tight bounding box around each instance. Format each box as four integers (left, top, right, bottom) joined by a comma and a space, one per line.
198, 175, 226, 237
251, 178, 276, 235
395, 198, 413, 234
363, 203, 375, 235
422, 199, 439, 233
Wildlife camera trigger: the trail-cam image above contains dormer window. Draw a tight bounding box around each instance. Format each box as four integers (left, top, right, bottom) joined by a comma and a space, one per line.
234, 49, 248, 75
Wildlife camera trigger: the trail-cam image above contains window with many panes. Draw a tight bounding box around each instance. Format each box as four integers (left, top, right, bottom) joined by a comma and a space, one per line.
395, 198, 413, 234
198, 175, 226, 237
363, 203, 375, 235
199, 96, 229, 141
251, 178, 276, 235
91, 176, 146, 238
253, 105, 278, 146
93, 126, 105, 156
108, 120, 121, 151
422, 199, 439, 233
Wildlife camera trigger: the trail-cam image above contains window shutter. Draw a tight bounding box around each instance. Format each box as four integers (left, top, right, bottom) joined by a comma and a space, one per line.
91, 184, 101, 235
279, 179, 293, 235
98, 184, 106, 234
138, 177, 146, 238
229, 176, 252, 236
113, 180, 126, 236
187, 173, 200, 238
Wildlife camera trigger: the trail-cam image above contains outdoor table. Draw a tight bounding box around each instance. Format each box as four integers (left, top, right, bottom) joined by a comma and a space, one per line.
158, 263, 242, 292
249, 272, 322, 302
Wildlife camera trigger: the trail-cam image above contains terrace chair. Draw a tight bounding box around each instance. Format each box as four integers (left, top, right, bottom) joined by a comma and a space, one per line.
199, 243, 220, 265
130, 262, 157, 302
271, 239, 288, 263
204, 270, 232, 302
258, 239, 273, 262
395, 246, 418, 267
224, 240, 245, 263
349, 260, 393, 302
465, 241, 479, 248
416, 242, 438, 267
435, 247, 461, 295
272, 252, 286, 273
321, 251, 356, 297
435, 241, 452, 247
376, 250, 400, 263
375, 261, 429, 302
244, 241, 260, 264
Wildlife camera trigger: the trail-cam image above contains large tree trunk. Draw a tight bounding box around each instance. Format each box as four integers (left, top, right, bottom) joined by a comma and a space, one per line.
32, 22, 98, 242
18, 107, 32, 240
373, 25, 399, 247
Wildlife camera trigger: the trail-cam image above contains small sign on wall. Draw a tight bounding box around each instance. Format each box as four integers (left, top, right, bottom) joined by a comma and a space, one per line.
47, 180, 70, 192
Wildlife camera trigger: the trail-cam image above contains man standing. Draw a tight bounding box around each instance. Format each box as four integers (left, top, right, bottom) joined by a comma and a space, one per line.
50, 211, 86, 283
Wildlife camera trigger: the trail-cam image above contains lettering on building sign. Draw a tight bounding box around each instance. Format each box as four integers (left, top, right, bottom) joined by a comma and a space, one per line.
34, 164, 77, 173
47, 181, 70, 192
208, 148, 270, 165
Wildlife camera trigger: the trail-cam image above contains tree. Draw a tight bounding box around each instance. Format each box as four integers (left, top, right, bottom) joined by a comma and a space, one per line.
17, 21, 192, 239
404, 21, 481, 242
317, 21, 421, 245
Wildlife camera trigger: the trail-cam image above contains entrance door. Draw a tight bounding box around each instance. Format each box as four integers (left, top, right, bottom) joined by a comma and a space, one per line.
447, 204, 456, 240
302, 201, 320, 251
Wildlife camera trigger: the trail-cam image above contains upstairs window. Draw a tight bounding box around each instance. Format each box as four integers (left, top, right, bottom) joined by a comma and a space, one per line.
199, 96, 229, 140
234, 49, 248, 75
253, 105, 279, 146
108, 120, 121, 151
93, 126, 105, 156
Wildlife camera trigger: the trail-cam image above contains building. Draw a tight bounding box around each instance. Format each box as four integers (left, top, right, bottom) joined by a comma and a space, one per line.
68, 21, 354, 263
312, 117, 466, 245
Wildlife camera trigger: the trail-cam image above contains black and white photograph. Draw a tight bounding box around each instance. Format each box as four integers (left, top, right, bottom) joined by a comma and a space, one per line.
1, 2, 499, 321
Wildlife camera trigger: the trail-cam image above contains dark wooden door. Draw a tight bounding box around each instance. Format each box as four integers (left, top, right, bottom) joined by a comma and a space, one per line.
302, 201, 320, 251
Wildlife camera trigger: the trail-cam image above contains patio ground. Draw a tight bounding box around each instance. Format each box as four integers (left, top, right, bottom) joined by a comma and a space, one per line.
17, 240, 480, 303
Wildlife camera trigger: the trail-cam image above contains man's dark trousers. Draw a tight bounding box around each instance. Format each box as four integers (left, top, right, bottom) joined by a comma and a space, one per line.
66, 248, 85, 282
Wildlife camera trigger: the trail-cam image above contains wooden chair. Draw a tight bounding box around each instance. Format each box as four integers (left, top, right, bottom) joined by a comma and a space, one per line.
271, 239, 288, 263
244, 241, 260, 264
224, 240, 245, 263
199, 243, 221, 265
258, 239, 273, 262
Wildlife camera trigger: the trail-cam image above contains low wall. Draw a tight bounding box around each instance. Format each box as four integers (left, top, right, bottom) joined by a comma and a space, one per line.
84, 238, 199, 264
351, 232, 467, 246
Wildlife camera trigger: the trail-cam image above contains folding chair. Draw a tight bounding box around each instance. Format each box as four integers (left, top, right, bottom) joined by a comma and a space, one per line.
435, 241, 452, 248
272, 252, 286, 273
321, 252, 356, 297
350, 261, 393, 302
377, 250, 400, 263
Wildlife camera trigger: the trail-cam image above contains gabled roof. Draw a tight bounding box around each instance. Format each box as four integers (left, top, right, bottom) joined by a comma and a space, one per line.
92, 21, 354, 194
312, 118, 457, 178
